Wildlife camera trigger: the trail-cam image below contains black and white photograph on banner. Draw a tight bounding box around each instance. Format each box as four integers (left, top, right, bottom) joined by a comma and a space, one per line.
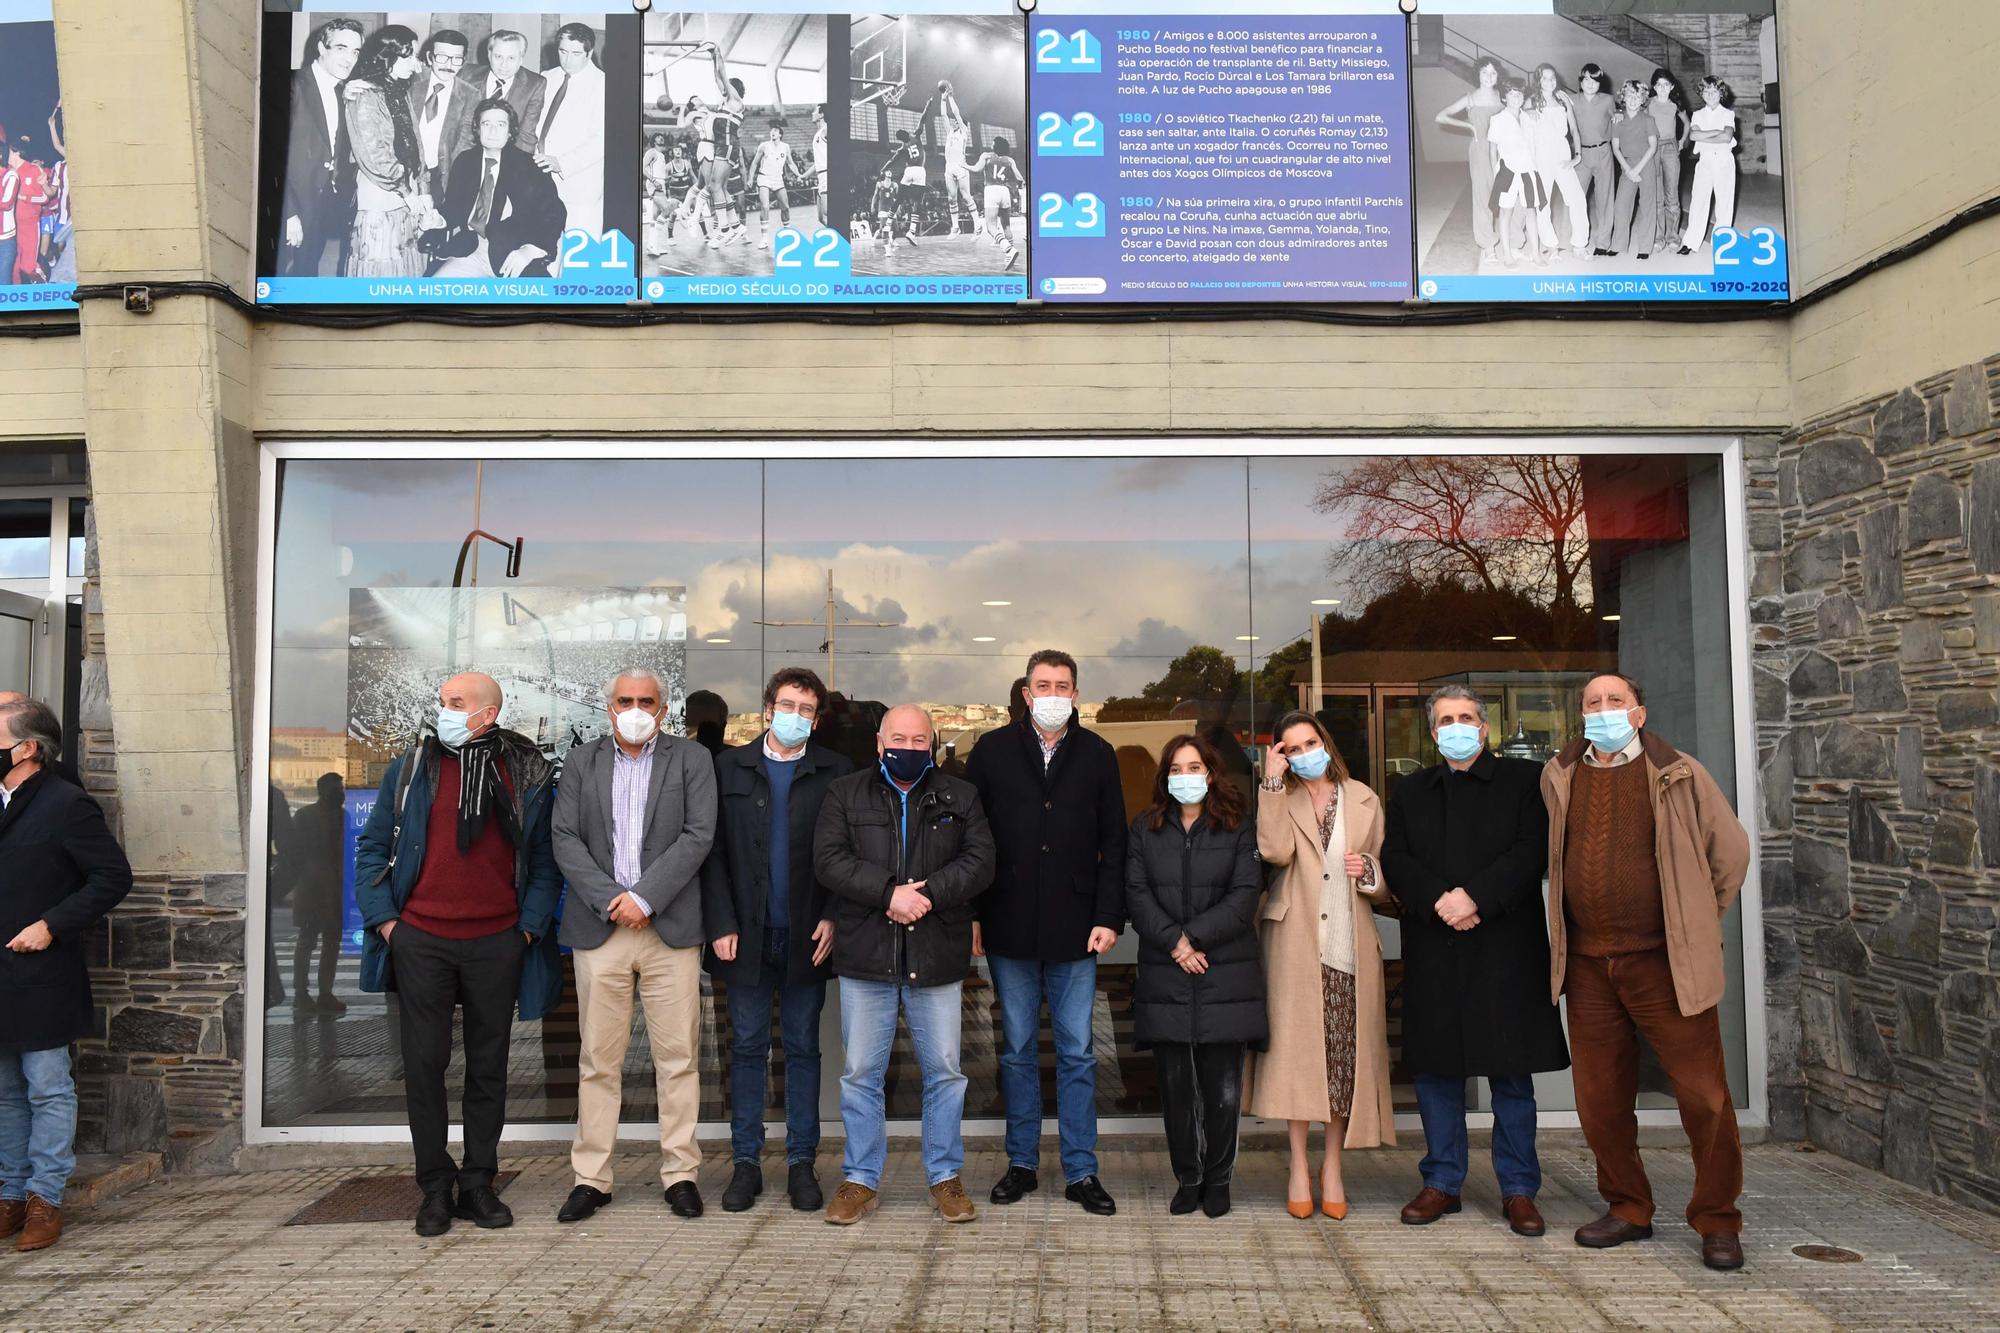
1412, 0, 1788, 301
846, 12, 1024, 279
260, 6, 632, 303
638, 10, 830, 276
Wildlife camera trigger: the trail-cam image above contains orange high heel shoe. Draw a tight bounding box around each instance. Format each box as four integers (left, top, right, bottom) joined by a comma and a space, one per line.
1287, 1197, 1315, 1220
1321, 1199, 1349, 1219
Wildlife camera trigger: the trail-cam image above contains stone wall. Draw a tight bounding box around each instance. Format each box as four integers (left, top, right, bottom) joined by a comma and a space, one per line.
1751, 351, 2000, 1213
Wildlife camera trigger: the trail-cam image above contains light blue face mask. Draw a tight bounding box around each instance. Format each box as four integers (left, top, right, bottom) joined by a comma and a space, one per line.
1166, 773, 1209, 806
1287, 747, 1332, 781
1436, 722, 1484, 763
769, 709, 812, 749
436, 706, 474, 749
1583, 708, 1636, 752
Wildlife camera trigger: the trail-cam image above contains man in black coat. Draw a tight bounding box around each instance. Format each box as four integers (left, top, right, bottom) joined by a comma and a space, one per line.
0, 699, 133, 1253
700, 667, 853, 1214
813, 705, 994, 1227
424, 99, 566, 279
280, 18, 362, 276
965, 650, 1127, 1217
1381, 686, 1568, 1238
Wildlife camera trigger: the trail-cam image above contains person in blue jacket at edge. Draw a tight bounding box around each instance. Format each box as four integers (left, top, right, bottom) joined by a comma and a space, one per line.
354, 671, 563, 1238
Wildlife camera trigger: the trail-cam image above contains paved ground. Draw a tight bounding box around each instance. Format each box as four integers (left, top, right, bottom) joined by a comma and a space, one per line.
3, 1141, 1998, 1331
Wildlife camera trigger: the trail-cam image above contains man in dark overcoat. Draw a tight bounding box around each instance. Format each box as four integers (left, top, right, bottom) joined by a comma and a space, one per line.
1380, 685, 1568, 1237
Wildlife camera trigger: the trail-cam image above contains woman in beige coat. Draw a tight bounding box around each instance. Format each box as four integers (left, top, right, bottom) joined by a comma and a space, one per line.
1246, 711, 1395, 1218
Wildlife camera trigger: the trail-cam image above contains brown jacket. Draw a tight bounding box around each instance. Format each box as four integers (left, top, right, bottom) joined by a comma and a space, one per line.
1540, 731, 1751, 1017
1244, 778, 1396, 1148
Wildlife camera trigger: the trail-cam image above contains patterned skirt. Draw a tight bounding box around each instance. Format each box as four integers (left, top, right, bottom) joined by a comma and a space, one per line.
1320, 966, 1357, 1119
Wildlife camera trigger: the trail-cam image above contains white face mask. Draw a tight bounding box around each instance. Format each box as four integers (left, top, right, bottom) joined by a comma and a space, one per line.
614, 707, 660, 745
1029, 695, 1074, 731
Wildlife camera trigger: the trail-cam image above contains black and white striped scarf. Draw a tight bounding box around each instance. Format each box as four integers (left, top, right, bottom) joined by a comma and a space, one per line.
447, 729, 519, 852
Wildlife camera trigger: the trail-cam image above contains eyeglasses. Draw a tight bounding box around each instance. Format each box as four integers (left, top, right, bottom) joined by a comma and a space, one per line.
772, 701, 819, 720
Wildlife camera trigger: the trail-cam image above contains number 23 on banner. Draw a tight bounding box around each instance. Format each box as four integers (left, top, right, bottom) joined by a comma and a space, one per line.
1037, 192, 1105, 237
1711, 226, 1782, 267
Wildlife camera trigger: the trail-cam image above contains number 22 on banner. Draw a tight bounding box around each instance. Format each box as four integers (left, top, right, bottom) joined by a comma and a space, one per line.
1038, 193, 1105, 238
1035, 28, 1101, 73
1036, 111, 1103, 157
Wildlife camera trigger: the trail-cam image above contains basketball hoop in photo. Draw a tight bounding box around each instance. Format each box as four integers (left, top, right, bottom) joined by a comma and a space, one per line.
851, 15, 907, 106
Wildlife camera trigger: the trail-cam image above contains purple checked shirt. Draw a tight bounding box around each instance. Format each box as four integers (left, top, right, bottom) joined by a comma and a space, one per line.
612, 735, 658, 916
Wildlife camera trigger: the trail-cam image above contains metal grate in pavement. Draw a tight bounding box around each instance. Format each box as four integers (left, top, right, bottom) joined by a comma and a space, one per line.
283, 1171, 519, 1226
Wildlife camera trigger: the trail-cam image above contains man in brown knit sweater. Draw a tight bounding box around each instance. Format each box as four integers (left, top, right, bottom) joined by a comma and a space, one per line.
1541, 674, 1751, 1272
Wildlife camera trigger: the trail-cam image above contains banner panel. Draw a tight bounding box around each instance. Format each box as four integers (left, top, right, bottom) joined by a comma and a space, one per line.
638, 3, 1026, 305
1028, 2, 1413, 303
1411, 1, 1789, 301
0, 0, 75, 312
258, 7, 641, 305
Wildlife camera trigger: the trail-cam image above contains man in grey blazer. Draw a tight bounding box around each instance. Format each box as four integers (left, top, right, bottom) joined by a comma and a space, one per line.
551, 668, 717, 1222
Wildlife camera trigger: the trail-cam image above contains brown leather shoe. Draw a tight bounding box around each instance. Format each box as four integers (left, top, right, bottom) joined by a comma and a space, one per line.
930, 1177, 976, 1223
1399, 1186, 1462, 1225
0, 1199, 23, 1239
16, 1195, 61, 1252
1701, 1231, 1745, 1271
1502, 1194, 1545, 1237
825, 1181, 878, 1226
1574, 1212, 1653, 1248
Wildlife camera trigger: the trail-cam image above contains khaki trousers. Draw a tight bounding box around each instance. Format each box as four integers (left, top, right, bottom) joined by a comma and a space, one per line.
571, 926, 702, 1190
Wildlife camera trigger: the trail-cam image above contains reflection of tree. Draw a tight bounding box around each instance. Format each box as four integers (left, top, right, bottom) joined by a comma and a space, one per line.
1099, 646, 1246, 722
1312, 456, 1591, 642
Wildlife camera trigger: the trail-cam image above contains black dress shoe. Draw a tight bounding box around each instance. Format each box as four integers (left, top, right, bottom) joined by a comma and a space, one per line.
556, 1185, 611, 1224
414, 1190, 454, 1237
1169, 1184, 1202, 1215
1200, 1184, 1231, 1218
454, 1184, 514, 1229
722, 1162, 762, 1213
1065, 1175, 1116, 1216
665, 1181, 704, 1218
788, 1162, 823, 1212
990, 1166, 1038, 1205
1676, 245, 1694, 256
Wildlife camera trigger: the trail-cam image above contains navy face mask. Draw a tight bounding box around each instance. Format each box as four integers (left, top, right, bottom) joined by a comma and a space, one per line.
881, 746, 933, 784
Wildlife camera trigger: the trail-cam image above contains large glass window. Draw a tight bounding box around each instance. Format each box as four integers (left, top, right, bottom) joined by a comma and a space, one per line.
259, 446, 1747, 1131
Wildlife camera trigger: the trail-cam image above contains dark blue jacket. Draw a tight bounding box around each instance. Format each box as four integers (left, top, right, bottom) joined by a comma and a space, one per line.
352, 731, 564, 1021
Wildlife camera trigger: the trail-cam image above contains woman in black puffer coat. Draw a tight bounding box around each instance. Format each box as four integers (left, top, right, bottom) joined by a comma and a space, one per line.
1124, 732, 1265, 1218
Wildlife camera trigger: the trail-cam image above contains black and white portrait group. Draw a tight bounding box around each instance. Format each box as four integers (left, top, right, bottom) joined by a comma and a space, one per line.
280, 15, 607, 282
1429, 59, 1739, 270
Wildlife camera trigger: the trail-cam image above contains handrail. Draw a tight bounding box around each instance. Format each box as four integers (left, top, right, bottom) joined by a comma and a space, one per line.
1566, 11, 1709, 77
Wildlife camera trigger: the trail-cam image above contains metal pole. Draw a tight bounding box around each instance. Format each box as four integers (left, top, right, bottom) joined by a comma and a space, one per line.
1310, 610, 1324, 717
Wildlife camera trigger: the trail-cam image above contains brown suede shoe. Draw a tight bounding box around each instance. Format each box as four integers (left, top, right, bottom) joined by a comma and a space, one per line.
824, 1181, 878, 1227
1701, 1232, 1745, 1271
930, 1177, 976, 1223
1574, 1212, 1653, 1248
1399, 1186, 1462, 1225
1502, 1195, 1546, 1237
0, 1199, 23, 1239
16, 1196, 61, 1252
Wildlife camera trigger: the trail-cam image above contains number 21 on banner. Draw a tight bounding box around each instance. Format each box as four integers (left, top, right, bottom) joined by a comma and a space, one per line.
558, 228, 632, 271
1035, 28, 1101, 73
1038, 192, 1105, 238
1035, 111, 1103, 157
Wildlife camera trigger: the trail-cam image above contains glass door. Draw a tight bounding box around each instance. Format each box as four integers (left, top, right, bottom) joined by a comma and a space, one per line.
0, 588, 40, 696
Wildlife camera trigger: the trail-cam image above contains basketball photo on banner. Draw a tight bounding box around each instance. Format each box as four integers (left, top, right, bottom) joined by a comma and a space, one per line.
639, 10, 830, 280
257, 6, 636, 305
846, 12, 1024, 281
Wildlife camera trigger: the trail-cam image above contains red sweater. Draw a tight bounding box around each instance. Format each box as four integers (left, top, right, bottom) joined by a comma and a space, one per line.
400, 753, 520, 939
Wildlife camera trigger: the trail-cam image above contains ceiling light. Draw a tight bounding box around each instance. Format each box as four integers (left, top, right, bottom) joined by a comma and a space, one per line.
981, 600, 1012, 607
704, 636, 731, 644
1602, 614, 1622, 622
1491, 635, 1517, 642
1311, 598, 1341, 606
1235, 635, 1259, 642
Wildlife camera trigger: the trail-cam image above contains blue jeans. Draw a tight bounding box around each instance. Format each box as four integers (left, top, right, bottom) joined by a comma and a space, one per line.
989, 954, 1098, 1183
0, 1046, 77, 1205
1413, 1071, 1541, 1199
726, 930, 827, 1166
838, 978, 965, 1189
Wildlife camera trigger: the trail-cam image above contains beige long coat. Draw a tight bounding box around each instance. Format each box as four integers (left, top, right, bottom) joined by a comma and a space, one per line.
1244, 777, 1396, 1148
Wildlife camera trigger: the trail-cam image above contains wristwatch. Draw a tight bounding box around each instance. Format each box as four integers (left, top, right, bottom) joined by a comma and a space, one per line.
1260, 776, 1286, 793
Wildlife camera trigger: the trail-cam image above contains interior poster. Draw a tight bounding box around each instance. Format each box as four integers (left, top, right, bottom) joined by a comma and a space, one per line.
638, 2, 1026, 305
256, 4, 642, 304
0, 0, 75, 312
1027, 0, 1413, 303
1412, 0, 1788, 301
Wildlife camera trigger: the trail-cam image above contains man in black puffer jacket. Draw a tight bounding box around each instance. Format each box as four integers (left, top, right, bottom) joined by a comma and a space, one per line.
813, 704, 994, 1227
